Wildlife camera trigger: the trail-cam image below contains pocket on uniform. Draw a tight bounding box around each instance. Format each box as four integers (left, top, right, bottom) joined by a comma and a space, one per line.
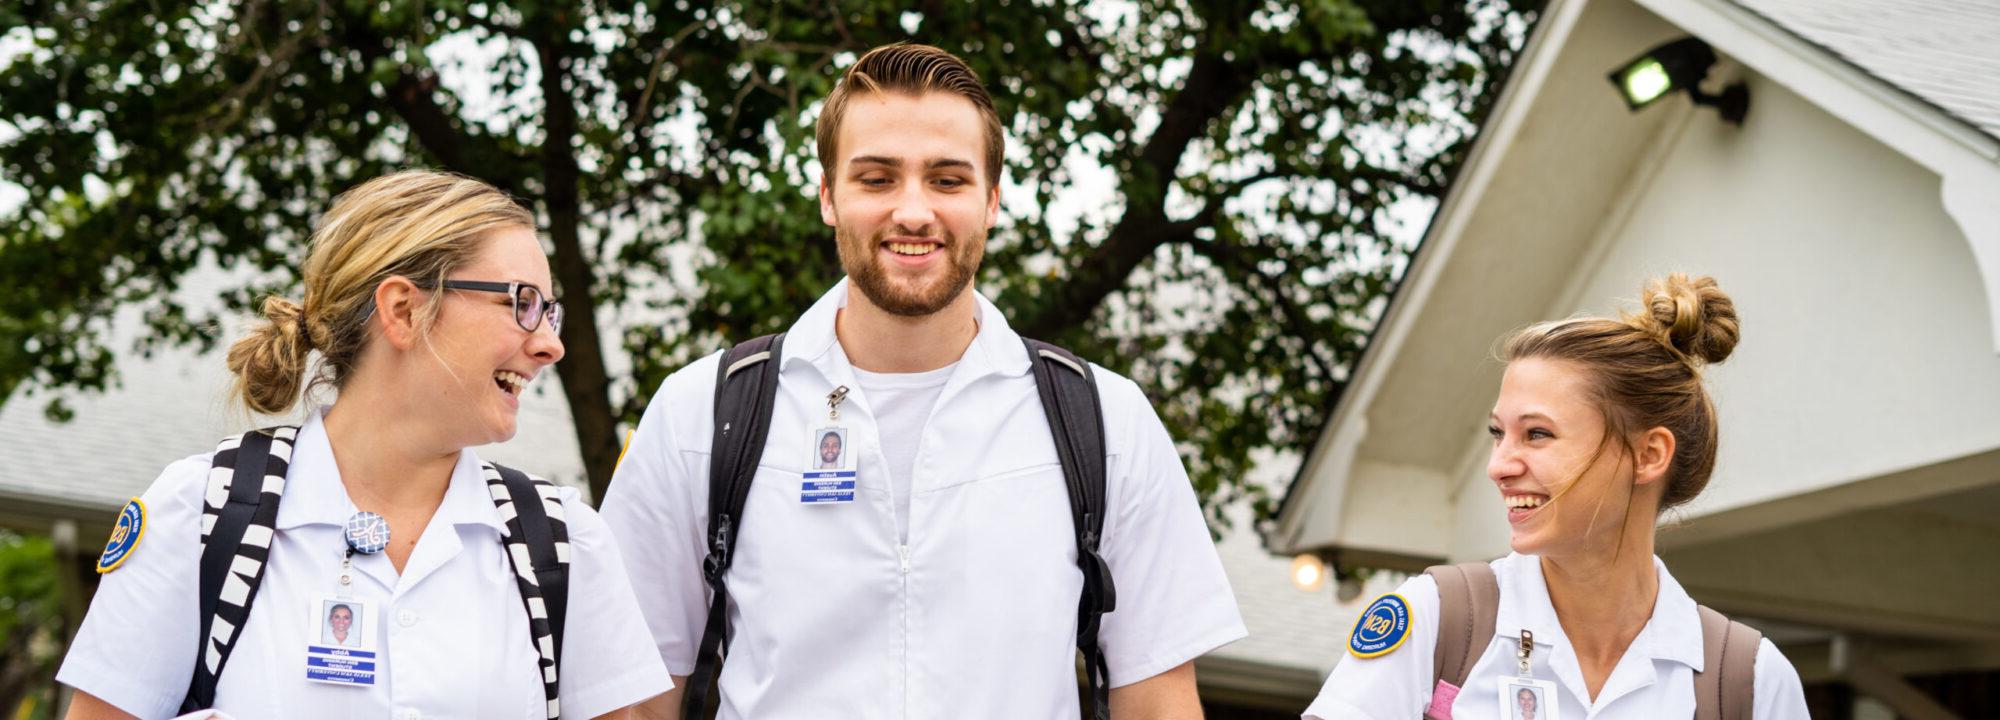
976, 461, 1062, 484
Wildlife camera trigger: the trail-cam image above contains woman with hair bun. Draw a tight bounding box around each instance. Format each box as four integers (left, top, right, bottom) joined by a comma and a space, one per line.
1304, 274, 1809, 719
57, 170, 670, 719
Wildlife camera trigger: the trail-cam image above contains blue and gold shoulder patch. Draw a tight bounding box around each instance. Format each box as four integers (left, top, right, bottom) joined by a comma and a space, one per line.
1348, 593, 1412, 659
96, 498, 147, 574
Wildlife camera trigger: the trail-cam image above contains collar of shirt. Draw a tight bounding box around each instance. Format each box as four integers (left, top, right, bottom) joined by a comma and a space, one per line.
779, 278, 1033, 383
273, 407, 505, 536
1494, 552, 1706, 706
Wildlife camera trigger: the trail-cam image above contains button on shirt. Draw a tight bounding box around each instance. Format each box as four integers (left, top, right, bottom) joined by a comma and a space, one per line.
1303, 553, 1809, 720
58, 410, 672, 720
602, 279, 1247, 719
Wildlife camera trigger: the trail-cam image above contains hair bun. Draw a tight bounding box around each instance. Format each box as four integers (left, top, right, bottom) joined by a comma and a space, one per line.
1635, 273, 1738, 365
225, 296, 312, 416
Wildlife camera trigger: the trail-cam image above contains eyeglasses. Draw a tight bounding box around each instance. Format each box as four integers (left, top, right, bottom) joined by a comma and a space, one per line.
417, 279, 565, 335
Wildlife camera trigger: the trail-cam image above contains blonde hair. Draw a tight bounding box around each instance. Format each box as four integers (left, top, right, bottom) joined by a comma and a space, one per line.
816, 43, 1005, 188
1502, 273, 1740, 512
226, 170, 535, 415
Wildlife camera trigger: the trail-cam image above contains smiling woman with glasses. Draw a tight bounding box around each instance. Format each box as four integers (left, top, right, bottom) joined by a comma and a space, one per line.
56, 170, 671, 720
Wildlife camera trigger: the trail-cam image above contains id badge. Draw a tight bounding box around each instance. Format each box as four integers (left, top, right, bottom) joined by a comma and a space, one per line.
802, 425, 856, 504
305, 594, 378, 686
1498, 677, 1559, 720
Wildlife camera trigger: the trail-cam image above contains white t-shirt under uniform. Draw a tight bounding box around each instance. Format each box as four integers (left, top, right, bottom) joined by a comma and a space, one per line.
1303, 553, 1810, 720
602, 279, 1247, 720
850, 361, 955, 542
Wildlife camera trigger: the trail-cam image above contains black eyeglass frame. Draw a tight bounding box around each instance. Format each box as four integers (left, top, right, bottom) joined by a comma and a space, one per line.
414, 279, 565, 335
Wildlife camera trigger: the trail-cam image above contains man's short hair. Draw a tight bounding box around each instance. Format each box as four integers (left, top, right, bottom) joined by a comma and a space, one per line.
816, 43, 1005, 188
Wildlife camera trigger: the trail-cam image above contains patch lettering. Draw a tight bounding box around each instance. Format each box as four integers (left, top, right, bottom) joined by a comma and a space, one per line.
96, 498, 146, 574
1348, 593, 1411, 658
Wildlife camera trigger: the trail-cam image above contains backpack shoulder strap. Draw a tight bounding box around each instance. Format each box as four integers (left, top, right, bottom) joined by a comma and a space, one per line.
181, 426, 298, 714
486, 462, 570, 720
1695, 605, 1762, 720
683, 332, 787, 718
1022, 338, 1115, 720
1423, 561, 1500, 718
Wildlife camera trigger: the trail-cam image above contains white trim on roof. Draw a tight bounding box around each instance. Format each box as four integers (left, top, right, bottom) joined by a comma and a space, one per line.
1267, 0, 1595, 555
1639, 0, 2000, 352
1272, 0, 2000, 554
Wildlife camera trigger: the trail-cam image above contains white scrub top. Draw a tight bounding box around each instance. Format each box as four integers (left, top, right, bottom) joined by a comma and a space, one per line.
602, 279, 1247, 720
1303, 553, 1809, 720
58, 410, 672, 720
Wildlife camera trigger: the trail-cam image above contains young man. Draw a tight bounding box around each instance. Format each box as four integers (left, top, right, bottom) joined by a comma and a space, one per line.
603, 43, 1245, 719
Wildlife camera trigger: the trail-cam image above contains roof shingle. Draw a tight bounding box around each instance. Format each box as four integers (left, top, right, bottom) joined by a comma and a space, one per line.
1734, 0, 2000, 142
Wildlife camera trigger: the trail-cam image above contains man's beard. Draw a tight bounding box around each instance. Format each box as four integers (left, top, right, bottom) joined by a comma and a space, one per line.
837, 222, 984, 317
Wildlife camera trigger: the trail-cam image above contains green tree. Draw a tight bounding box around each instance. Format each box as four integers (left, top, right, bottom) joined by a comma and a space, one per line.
2, 0, 1538, 522
0, 532, 61, 718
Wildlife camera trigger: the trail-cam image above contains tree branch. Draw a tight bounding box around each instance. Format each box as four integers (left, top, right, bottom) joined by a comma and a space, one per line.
333, 12, 535, 196
1186, 235, 1338, 385
1014, 51, 1251, 339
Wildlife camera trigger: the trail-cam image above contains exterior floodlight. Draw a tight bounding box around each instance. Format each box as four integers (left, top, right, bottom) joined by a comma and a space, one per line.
1290, 554, 1326, 592
1608, 37, 1749, 124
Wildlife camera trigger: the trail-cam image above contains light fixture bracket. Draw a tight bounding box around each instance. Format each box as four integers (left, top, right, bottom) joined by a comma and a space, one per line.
1609, 37, 1750, 125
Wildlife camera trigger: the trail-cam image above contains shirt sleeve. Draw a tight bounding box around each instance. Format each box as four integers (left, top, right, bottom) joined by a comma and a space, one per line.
1301, 574, 1440, 720
552, 488, 676, 718
1092, 371, 1248, 688
56, 454, 212, 720
598, 353, 721, 677
1752, 637, 1810, 720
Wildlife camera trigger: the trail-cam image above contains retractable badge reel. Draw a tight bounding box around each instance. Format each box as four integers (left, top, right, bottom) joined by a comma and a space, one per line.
303, 511, 389, 687
1497, 629, 1560, 720
802, 386, 857, 504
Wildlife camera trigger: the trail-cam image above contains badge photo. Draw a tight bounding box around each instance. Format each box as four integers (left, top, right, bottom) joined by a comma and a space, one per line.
808, 426, 851, 472
306, 594, 378, 686
95, 498, 147, 574
1499, 677, 1560, 720
801, 425, 857, 504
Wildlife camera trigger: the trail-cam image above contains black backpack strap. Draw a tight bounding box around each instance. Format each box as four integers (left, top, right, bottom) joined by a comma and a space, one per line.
181, 426, 298, 714
683, 332, 787, 718
486, 462, 571, 720
1023, 338, 1115, 720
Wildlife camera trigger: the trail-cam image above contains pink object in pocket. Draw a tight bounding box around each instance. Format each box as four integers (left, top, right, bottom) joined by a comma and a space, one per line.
1424, 679, 1460, 719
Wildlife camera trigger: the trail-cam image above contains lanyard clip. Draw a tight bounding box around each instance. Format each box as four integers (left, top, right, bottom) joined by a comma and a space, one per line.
1517, 629, 1535, 676
827, 386, 849, 420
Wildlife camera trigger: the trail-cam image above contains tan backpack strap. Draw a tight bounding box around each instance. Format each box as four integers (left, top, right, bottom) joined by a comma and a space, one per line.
1695, 605, 1762, 720
1424, 563, 1500, 693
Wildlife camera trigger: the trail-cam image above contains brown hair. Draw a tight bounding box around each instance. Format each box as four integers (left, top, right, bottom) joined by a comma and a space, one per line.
1502, 273, 1740, 511
816, 43, 1005, 188
225, 170, 535, 415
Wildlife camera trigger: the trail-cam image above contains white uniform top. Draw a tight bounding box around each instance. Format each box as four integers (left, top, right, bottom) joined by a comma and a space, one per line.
602, 280, 1247, 720
58, 410, 672, 720
1304, 553, 1809, 720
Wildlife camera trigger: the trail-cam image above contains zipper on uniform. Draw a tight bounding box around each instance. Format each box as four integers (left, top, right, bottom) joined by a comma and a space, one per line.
897, 544, 911, 574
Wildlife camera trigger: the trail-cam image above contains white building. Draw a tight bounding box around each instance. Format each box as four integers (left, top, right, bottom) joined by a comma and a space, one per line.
1267, 0, 2000, 716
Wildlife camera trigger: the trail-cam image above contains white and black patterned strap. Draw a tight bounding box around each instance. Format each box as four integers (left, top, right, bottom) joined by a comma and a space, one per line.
485, 462, 571, 720
181, 426, 298, 714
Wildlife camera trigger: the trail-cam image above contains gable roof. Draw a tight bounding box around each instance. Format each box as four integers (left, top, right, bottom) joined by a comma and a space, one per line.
1267, 0, 2000, 556
1734, 0, 2000, 142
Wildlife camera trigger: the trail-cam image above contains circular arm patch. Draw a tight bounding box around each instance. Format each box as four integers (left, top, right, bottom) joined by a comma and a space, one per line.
1348, 593, 1412, 659
96, 498, 146, 574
